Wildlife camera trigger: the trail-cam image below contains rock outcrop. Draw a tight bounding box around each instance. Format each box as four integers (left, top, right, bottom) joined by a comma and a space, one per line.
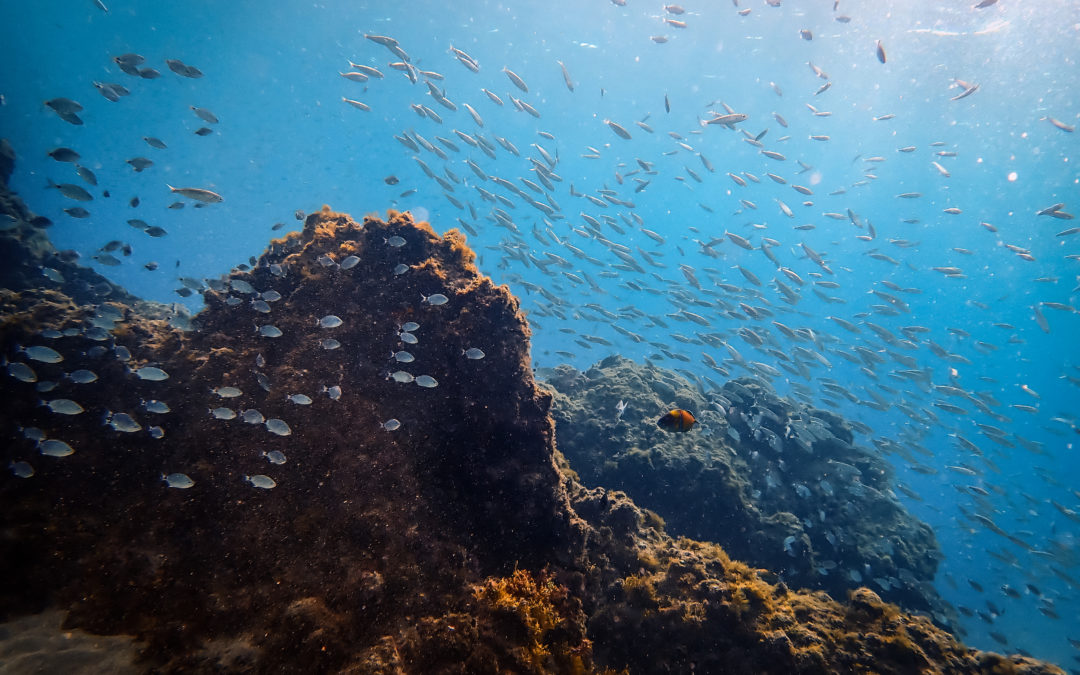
1, 207, 583, 671
0, 153, 1062, 672
542, 355, 952, 627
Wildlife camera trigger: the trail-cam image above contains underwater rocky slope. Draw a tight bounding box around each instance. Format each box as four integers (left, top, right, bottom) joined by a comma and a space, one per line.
541, 357, 952, 627
0, 156, 1065, 673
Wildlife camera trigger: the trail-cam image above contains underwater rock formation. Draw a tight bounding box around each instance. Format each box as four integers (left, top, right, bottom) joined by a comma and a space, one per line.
566, 481, 1060, 674
0, 169, 1063, 672
1, 206, 583, 671
542, 355, 953, 625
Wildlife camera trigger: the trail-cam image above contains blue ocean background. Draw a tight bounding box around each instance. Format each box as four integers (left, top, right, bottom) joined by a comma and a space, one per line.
1, 0, 1078, 668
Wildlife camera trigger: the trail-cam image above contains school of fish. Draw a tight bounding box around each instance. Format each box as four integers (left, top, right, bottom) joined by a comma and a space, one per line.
6, 0, 1079, 667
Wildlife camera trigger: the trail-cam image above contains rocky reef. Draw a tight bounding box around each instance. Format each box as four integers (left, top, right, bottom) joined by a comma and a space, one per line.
0, 148, 1064, 672
541, 356, 952, 626
566, 483, 1058, 674
1, 205, 582, 672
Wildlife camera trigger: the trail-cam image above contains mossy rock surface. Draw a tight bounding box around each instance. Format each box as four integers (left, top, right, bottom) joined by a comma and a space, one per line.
542, 355, 952, 627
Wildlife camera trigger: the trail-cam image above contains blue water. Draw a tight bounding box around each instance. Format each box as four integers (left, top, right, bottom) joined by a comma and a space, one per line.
2, 0, 1078, 667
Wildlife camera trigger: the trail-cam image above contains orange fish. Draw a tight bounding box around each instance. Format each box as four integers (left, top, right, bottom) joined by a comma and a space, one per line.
657, 409, 697, 432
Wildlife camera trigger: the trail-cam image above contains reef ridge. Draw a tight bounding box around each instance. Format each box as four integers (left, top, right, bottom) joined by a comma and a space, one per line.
542, 355, 952, 627
0, 152, 1065, 672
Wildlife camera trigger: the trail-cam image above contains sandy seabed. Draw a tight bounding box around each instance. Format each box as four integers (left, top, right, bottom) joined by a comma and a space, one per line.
0, 610, 141, 675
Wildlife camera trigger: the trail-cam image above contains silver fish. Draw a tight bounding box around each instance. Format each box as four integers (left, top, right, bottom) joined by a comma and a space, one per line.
162, 473, 195, 489
246, 474, 277, 489
167, 185, 223, 203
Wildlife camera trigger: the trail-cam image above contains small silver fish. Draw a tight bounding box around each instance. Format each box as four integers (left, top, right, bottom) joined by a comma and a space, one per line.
210, 407, 237, 420
44, 97, 83, 115
392, 350, 415, 363
10, 461, 35, 477
347, 63, 384, 78
162, 472, 194, 489
415, 375, 438, 388
705, 113, 748, 127
191, 106, 218, 123
557, 60, 574, 92
258, 325, 283, 338
7, 362, 38, 382
44, 398, 84, 415
318, 315, 343, 328
126, 157, 153, 172
463, 348, 485, 360
287, 393, 313, 405
213, 386, 243, 398
94, 81, 130, 101
381, 418, 401, 431
106, 411, 142, 432
398, 332, 418, 345
167, 185, 223, 203
143, 399, 171, 414
342, 97, 371, 110
421, 293, 448, 305
246, 474, 277, 489
47, 147, 80, 162
390, 370, 415, 383
242, 409, 265, 424
263, 450, 287, 465
134, 366, 169, 381
38, 439, 74, 457
231, 279, 256, 294
21, 345, 64, 363
503, 67, 529, 93
20, 428, 45, 443
605, 120, 632, 140
76, 166, 97, 185
265, 418, 292, 436
38, 267, 66, 283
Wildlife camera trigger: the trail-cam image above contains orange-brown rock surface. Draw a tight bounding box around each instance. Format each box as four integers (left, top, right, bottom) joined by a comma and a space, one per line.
0, 200, 1065, 674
